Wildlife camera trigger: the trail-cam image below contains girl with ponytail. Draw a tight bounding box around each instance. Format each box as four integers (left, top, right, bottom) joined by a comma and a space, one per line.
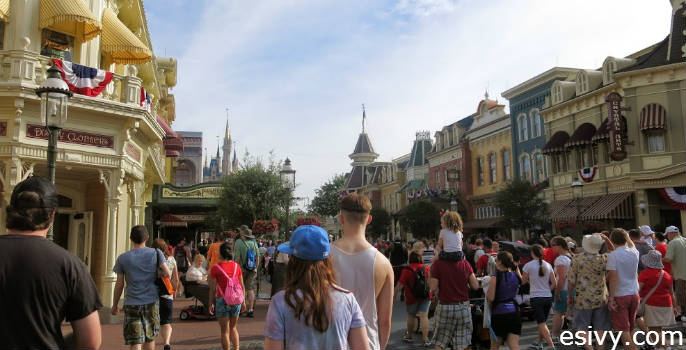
522, 244, 557, 349
487, 251, 523, 349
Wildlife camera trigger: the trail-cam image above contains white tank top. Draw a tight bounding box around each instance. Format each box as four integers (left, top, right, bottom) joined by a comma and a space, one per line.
330, 245, 380, 350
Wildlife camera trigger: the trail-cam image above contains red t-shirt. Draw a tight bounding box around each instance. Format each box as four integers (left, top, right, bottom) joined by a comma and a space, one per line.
430, 259, 473, 303
210, 261, 243, 298
638, 268, 673, 307
543, 248, 558, 265
398, 263, 431, 306
655, 243, 672, 275
476, 251, 494, 273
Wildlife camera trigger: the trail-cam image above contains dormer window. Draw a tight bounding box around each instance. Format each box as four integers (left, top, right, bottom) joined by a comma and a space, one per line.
604, 60, 617, 84
552, 84, 562, 105
577, 72, 589, 94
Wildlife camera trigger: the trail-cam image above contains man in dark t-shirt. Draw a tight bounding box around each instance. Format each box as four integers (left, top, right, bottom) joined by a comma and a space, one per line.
0, 177, 102, 349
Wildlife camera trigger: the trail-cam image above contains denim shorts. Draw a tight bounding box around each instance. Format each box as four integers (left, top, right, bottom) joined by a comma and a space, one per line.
215, 298, 241, 318
406, 299, 431, 314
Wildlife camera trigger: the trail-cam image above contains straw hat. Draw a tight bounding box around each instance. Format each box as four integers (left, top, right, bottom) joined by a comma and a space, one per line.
582, 233, 603, 254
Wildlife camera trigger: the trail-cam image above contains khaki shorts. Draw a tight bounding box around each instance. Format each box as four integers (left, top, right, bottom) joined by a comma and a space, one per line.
123, 302, 160, 345
675, 279, 686, 313
243, 268, 258, 291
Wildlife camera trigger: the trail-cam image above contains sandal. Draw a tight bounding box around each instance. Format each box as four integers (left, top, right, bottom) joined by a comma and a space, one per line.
402, 332, 412, 343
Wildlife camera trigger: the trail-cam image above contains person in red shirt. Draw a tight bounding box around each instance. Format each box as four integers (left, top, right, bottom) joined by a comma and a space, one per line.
209, 242, 245, 350
638, 250, 676, 348
476, 239, 496, 276
394, 252, 431, 346
654, 232, 672, 275
542, 239, 558, 265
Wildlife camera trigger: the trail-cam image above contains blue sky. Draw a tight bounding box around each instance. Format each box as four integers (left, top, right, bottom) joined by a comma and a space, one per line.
144, 0, 672, 204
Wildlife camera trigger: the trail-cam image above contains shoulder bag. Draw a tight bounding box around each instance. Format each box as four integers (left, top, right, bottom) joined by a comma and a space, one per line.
155, 249, 175, 296
637, 270, 664, 317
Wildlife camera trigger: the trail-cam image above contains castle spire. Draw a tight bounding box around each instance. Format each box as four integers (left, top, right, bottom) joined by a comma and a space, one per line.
362, 103, 366, 133
204, 147, 208, 167
224, 108, 231, 141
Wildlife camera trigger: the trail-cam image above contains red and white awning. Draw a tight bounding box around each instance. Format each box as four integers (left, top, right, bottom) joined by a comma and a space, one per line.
640, 103, 666, 131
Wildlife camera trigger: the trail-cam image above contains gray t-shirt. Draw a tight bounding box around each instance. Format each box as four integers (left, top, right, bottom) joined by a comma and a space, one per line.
113, 248, 165, 306
634, 241, 654, 273
264, 287, 366, 350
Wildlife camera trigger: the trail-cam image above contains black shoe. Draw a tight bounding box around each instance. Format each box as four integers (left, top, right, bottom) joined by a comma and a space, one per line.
246, 310, 254, 318
164, 345, 171, 350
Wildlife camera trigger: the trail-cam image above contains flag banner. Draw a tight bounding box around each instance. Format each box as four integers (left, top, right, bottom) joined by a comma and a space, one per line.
407, 191, 414, 199
140, 87, 152, 112
660, 187, 686, 210
51, 58, 113, 97
578, 166, 597, 183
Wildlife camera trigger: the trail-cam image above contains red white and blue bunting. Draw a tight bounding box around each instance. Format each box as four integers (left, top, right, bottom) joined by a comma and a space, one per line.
660, 187, 686, 210
407, 191, 414, 200
578, 167, 597, 183
51, 58, 113, 97
140, 87, 152, 112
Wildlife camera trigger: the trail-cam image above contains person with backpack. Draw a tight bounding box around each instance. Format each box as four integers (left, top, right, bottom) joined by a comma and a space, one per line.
394, 251, 431, 347
234, 225, 261, 318
174, 239, 192, 274
209, 241, 245, 350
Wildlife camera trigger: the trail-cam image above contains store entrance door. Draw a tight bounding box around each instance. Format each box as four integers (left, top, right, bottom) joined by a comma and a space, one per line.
68, 212, 93, 271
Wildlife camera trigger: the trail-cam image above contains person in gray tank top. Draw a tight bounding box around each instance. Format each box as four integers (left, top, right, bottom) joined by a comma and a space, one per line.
331, 194, 394, 350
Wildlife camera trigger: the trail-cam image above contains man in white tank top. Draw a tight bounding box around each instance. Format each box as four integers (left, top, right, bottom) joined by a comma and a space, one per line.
331, 194, 394, 350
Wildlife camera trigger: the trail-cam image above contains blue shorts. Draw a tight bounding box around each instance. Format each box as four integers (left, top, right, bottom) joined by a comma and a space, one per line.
215, 298, 241, 318
406, 299, 431, 314
554, 290, 568, 313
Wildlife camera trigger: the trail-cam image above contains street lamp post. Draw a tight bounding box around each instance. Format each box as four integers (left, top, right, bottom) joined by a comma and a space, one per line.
279, 158, 296, 238
35, 64, 72, 241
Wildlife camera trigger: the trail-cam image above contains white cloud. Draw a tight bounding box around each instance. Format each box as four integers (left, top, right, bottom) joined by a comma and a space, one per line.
159, 0, 672, 203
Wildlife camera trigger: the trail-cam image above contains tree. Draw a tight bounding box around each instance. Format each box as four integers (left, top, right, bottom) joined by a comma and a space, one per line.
215, 154, 290, 230
367, 207, 391, 238
399, 200, 440, 239
308, 174, 346, 217
495, 178, 548, 234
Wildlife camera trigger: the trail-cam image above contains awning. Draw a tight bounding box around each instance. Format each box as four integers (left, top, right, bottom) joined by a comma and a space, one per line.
159, 214, 187, 228
156, 115, 177, 138
640, 104, 666, 131
542, 131, 570, 154
101, 8, 152, 64
0, 0, 9, 21
566, 123, 597, 147
580, 192, 634, 221
463, 218, 501, 229
592, 115, 627, 142
552, 197, 601, 222
547, 199, 574, 220
39, 0, 101, 41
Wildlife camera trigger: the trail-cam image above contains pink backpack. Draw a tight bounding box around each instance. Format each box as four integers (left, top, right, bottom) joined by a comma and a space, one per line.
217, 263, 244, 305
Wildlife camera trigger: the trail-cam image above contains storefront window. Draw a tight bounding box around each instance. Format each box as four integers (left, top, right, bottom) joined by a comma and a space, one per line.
648, 133, 665, 153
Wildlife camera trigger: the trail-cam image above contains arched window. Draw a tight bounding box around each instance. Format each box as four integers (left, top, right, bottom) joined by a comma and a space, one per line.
518, 114, 528, 141
533, 152, 545, 183
531, 110, 542, 138
502, 149, 511, 181
489, 153, 497, 184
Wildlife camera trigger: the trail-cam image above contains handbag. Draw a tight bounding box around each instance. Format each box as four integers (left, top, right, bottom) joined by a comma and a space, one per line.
155, 249, 175, 296
637, 270, 663, 317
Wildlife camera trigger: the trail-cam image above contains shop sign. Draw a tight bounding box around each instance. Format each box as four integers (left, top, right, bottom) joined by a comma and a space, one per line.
174, 214, 206, 222
125, 142, 141, 163
26, 124, 114, 149
605, 93, 626, 161
162, 186, 222, 199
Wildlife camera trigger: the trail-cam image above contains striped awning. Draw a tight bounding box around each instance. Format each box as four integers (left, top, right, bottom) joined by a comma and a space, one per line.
159, 214, 187, 228
547, 199, 574, 220
101, 8, 152, 64
39, 0, 101, 41
0, 0, 9, 21
566, 123, 597, 148
552, 197, 601, 222
580, 192, 634, 221
542, 131, 570, 154
640, 104, 666, 131
592, 115, 627, 142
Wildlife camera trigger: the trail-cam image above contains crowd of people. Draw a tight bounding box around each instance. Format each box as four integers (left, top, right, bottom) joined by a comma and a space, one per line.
1, 177, 685, 350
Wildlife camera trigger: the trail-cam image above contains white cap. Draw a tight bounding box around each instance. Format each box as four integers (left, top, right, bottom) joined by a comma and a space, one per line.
665, 226, 680, 234
639, 225, 654, 236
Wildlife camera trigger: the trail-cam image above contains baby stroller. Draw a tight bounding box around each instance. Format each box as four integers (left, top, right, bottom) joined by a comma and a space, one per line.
179, 276, 214, 321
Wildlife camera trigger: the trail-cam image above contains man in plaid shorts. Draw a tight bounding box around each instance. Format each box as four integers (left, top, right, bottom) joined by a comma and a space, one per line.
430, 256, 480, 349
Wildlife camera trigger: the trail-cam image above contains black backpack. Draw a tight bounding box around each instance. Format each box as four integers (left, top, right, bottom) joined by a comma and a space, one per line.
409, 265, 430, 299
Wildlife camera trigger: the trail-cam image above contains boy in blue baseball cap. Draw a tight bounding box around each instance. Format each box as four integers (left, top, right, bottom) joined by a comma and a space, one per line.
263, 225, 371, 350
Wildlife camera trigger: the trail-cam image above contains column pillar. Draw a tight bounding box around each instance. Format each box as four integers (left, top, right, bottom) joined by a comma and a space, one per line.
680, 210, 686, 233
97, 170, 124, 323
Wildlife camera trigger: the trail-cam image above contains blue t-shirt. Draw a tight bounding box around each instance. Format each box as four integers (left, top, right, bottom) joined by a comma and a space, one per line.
264, 287, 366, 350
113, 248, 165, 306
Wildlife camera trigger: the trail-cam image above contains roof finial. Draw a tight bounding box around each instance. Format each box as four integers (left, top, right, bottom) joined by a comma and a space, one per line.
362, 103, 366, 133
484, 89, 489, 100
204, 147, 208, 167
224, 108, 231, 140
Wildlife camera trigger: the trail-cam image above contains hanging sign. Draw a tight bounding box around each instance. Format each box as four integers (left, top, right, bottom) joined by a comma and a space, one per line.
27, 124, 114, 148
605, 92, 626, 161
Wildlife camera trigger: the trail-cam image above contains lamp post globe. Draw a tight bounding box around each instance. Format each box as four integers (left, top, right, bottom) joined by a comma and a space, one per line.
35, 64, 72, 241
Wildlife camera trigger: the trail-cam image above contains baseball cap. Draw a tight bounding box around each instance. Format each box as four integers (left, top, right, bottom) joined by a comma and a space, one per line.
9, 176, 58, 210
278, 225, 330, 261
665, 226, 680, 234
639, 225, 654, 236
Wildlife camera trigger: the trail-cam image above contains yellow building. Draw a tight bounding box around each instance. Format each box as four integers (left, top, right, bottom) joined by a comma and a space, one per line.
464, 94, 513, 233
543, 1, 685, 233
0, 0, 179, 320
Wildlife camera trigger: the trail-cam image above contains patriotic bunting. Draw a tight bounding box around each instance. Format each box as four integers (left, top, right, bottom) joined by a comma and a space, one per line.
140, 87, 152, 112
659, 187, 686, 210
51, 58, 113, 97
407, 191, 414, 200
578, 166, 597, 183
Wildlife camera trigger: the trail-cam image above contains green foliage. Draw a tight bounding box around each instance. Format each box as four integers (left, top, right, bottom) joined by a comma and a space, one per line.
495, 178, 548, 232
399, 200, 440, 239
367, 207, 391, 237
308, 174, 346, 217
215, 153, 290, 229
